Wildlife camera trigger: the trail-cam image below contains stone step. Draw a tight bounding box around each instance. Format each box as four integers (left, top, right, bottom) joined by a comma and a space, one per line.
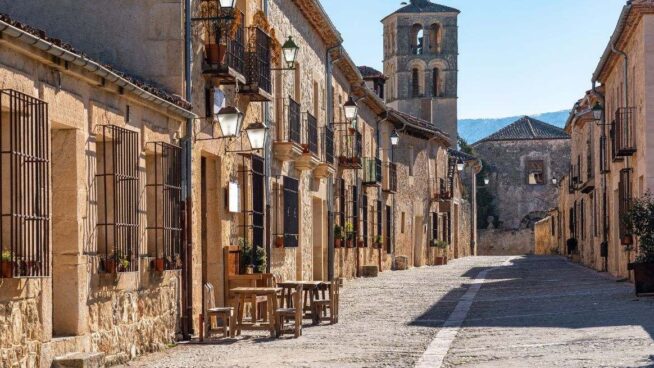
52, 352, 105, 368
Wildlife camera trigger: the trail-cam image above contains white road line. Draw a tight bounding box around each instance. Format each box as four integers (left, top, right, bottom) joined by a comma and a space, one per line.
415, 257, 516, 368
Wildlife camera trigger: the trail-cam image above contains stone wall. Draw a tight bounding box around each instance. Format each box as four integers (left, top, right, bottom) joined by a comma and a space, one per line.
478, 229, 535, 256
534, 217, 556, 255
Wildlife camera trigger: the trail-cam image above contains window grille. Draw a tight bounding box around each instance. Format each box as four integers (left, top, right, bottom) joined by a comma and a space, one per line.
337, 130, 362, 169
283, 176, 299, 247
599, 135, 609, 173
337, 178, 346, 227
376, 200, 382, 239
619, 168, 632, 239
615, 107, 636, 156
385, 205, 392, 253
0, 90, 50, 278
432, 213, 438, 242
363, 157, 382, 185
146, 142, 182, 270
96, 125, 139, 273
226, 11, 245, 74
383, 162, 397, 193
245, 27, 272, 94
323, 126, 334, 164
362, 194, 368, 247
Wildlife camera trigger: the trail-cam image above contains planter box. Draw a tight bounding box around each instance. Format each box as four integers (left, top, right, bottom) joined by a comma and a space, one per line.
628, 262, 654, 296
434, 256, 446, 266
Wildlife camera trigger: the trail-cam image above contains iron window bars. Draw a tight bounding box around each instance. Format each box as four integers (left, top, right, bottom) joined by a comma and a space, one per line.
362, 194, 368, 247
287, 97, 301, 145
346, 185, 359, 247
244, 27, 272, 94
0, 90, 50, 278
383, 162, 397, 193
614, 107, 636, 157
362, 157, 383, 186
226, 11, 246, 74
619, 168, 632, 240
305, 112, 318, 155
599, 135, 609, 173
376, 200, 382, 246
96, 125, 139, 273
233, 155, 265, 258
385, 205, 392, 253
146, 142, 182, 270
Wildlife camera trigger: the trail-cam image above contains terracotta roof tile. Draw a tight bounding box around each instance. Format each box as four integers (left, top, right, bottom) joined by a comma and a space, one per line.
476, 116, 569, 143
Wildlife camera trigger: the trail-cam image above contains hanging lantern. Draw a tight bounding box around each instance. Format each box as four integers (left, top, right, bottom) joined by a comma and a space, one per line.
216, 106, 244, 138
390, 130, 400, 146
245, 121, 268, 150
343, 96, 358, 122
282, 36, 300, 69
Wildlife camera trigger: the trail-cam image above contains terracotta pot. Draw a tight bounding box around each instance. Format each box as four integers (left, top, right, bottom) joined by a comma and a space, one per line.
622, 234, 634, 246
205, 43, 226, 64
275, 237, 284, 248
357, 240, 365, 248
154, 258, 165, 272
104, 259, 116, 274
434, 256, 444, 266
1, 261, 12, 278
245, 265, 254, 274
346, 239, 354, 248
628, 262, 654, 296
335, 239, 342, 248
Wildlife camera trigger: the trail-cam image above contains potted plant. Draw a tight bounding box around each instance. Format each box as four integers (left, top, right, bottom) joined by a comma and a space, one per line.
432, 240, 449, 265
103, 256, 117, 274
357, 236, 365, 248
373, 235, 383, 249
345, 222, 355, 247
1, 250, 12, 278
275, 236, 284, 248
239, 237, 267, 274
334, 225, 344, 248
118, 254, 131, 273
154, 257, 165, 273
624, 192, 654, 295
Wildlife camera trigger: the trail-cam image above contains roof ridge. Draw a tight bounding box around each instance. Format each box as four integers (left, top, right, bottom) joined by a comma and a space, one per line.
525, 116, 537, 138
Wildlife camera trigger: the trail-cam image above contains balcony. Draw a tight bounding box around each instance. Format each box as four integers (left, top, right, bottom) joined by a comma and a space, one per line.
314, 126, 335, 179
382, 162, 397, 194
201, 11, 246, 85
615, 107, 636, 157
296, 112, 320, 172
337, 129, 362, 169
362, 157, 382, 186
434, 178, 452, 201
239, 27, 272, 102
273, 97, 303, 162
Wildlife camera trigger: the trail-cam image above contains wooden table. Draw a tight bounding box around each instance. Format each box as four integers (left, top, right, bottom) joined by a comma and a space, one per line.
277, 281, 324, 323
230, 287, 281, 337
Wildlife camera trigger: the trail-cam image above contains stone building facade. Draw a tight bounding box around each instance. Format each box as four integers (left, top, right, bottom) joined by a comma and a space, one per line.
473, 116, 570, 255
0, 0, 476, 366
0, 14, 193, 368
543, 1, 654, 280
382, 0, 459, 146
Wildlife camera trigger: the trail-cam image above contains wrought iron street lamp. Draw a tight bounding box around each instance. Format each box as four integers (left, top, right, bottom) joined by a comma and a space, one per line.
390, 130, 400, 146
219, 0, 236, 12
484, 177, 490, 186
282, 36, 299, 69
245, 121, 268, 150
551, 177, 558, 185
216, 106, 244, 138
592, 102, 604, 122
457, 160, 465, 172
343, 96, 358, 122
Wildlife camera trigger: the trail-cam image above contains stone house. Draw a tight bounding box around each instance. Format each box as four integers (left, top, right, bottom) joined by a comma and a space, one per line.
474, 116, 570, 255
543, 0, 654, 280
0, 14, 194, 368
0, 0, 475, 366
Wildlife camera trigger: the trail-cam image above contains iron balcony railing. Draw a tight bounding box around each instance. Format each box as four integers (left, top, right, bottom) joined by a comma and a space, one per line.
225, 12, 245, 74
383, 162, 398, 193
305, 113, 318, 155
599, 135, 609, 173
337, 129, 362, 168
244, 27, 272, 94
287, 97, 301, 145
362, 157, 383, 185
322, 126, 334, 165
615, 107, 637, 156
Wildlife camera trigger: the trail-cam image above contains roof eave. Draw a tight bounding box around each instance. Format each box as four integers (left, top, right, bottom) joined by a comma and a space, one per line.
592, 2, 633, 83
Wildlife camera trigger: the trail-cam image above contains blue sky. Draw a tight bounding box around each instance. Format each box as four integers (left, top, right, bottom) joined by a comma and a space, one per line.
321, 0, 625, 119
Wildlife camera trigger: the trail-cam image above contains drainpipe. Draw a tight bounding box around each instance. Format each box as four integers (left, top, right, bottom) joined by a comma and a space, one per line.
326, 44, 342, 281
182, 0, 194, 339
263, 0, 273, 274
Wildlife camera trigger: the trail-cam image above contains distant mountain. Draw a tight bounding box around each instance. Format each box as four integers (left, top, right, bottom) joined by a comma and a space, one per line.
459, 110, 570, 144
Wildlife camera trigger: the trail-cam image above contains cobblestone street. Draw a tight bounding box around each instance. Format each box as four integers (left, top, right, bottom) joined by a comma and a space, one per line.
123, 256, 654, 368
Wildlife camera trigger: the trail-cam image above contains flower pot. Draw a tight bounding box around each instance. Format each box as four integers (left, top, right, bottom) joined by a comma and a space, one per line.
443, 256, 448, 265
621, 234, 634, 246
104, 259, 116, 274
245, 265, 254, 274
628, 262, 654, 296
346, 239, 354, 248
357, 240, 365, 248
205, 43, 226, 64
154, 258, 165, 272
335, 239, 342, 248
1, 260, 12, 278
275, 236, 284, 248
435, 256, 445, 266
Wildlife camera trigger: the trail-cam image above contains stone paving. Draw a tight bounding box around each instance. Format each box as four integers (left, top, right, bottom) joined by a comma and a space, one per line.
121, 256, 654, 368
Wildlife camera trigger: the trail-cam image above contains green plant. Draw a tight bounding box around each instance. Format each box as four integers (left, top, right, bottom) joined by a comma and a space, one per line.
432, 240, 449, 249
374, 235, 383, 244
1, 250, 11, 261
624, 192, 654, 263
344, 222, 355, 240
239, 237, 267, 273
334, 225, 344, 240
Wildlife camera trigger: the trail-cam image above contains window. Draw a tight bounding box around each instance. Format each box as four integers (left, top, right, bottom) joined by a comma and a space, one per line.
410, 24, 423, 55
526, 160, 545, 185
401, 212, 405, 234
96, 125, 140, 273
386, 205, 392, 253
362, 194, 368, 247
146, 142, 182, 270
431, 213, 439, 241
251, 156, 265, 254
432, 68, 441, 97
377, 200, 382, 239
429, 23, 441, 52
580, 199, 585, 241
0, 90, 50, 278
412, 68, 420, 97
283, 176, 299, 247
619, 168, 632, 239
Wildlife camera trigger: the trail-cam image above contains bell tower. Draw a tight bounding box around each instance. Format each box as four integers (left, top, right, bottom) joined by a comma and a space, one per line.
382, 0, 459, 146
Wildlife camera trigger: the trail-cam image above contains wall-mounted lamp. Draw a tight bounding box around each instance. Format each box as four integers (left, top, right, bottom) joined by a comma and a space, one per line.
244, 121, 268, 150
484, 177, 490, 186
343, 96, 358, 122
592, 102, 604, 123
390, 130, 400, 146
457, 160, 465, 172
216, 106, 244, 138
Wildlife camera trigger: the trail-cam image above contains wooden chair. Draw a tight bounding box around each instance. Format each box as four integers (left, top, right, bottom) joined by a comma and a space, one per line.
204, 283, 236, 338
275, 284, 302, 338
312, 279, 340, 325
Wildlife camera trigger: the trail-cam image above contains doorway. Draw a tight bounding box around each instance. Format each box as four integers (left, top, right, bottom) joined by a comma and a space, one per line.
312, 197, 325, 281
413, 216, 423, 267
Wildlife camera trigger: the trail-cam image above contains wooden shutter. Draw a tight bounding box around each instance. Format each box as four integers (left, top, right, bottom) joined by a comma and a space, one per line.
283, 176, 299, 247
